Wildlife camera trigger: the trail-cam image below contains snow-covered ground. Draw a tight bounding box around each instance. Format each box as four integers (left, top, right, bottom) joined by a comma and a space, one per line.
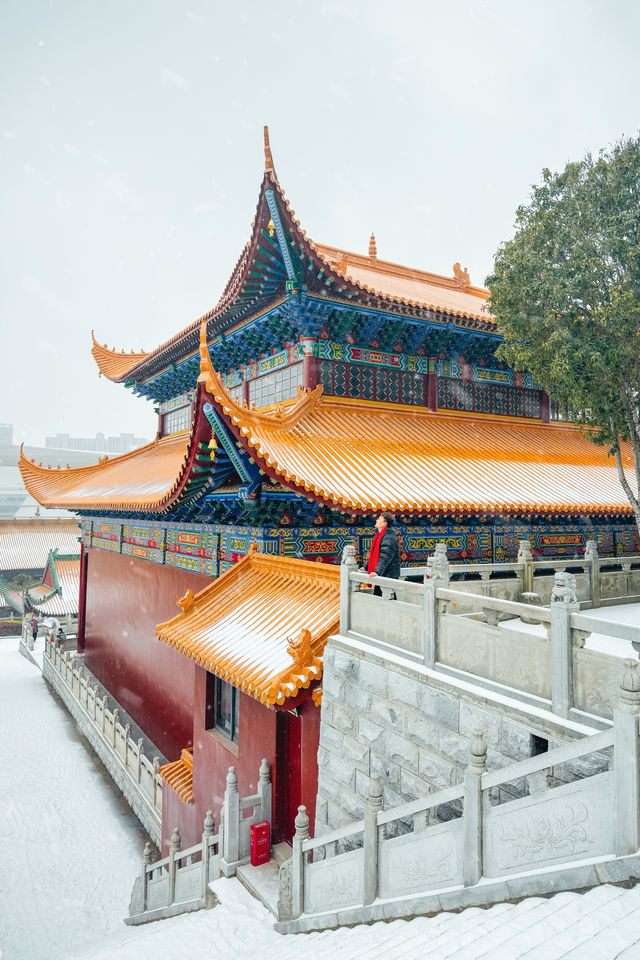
3, 628, 640, 960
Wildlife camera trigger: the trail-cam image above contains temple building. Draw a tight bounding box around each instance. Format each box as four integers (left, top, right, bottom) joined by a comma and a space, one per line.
19, 129, 638, 852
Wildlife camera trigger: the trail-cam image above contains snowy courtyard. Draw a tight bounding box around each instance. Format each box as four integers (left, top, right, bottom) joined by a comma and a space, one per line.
3, 631, 640, 960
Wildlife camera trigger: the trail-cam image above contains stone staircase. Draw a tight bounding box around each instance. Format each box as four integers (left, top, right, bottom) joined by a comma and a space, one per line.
254, 883, 640, 958
235, 842, 291, 916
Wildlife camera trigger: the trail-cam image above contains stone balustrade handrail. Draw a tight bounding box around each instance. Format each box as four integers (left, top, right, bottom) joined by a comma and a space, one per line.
481, 726, 614, 790
302, 820, 363, 853
436, 587, 552, 624
42, 638, 164, 842
278, 662, 640, 932
377, 782, 465, 827
571, 611, 640, 644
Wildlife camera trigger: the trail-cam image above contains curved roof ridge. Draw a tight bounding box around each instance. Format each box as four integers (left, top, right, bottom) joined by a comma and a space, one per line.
90, 331, 150, 381
198, 320, 323, 432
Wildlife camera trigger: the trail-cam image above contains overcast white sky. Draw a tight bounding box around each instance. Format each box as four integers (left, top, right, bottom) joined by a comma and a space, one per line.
2, 0, 639, 447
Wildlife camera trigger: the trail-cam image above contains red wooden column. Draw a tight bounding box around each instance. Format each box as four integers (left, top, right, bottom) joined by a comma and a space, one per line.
426, 358, 438, 411
301, 338, 319, 391
540, 390, 550, 423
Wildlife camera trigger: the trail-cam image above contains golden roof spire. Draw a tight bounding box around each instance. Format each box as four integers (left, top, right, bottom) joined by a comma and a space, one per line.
264, 125, 274, 174
369, 232, 377, 260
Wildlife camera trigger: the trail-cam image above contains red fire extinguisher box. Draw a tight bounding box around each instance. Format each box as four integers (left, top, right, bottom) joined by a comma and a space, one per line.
250, 821, 271, 866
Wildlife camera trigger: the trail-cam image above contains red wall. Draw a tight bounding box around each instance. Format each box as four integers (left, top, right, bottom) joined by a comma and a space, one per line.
163, 664, 322, 852
83, 548, 210, 760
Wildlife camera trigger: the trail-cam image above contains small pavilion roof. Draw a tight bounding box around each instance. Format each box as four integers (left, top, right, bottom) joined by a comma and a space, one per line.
156, 547, 340, 707
27, 552, 80, 617
199, 343, 635, 519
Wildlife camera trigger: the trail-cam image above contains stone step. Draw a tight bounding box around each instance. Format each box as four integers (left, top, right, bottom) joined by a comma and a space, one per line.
235, 842, 292, 918
452, 885, 626, 960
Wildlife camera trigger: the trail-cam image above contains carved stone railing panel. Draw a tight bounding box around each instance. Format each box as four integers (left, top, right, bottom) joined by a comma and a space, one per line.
304, 848, 364, 915
482, 772, 614, 877
378, 817, 464, 899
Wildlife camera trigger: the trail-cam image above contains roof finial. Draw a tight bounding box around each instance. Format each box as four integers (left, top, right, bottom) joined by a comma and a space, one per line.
264, 125, 274, 174
453, 262, 470, 289
369, 232, 377, 260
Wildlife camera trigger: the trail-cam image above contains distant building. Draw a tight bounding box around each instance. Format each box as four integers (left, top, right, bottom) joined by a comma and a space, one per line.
0, 424, 13, 444
45, 432, 148, 454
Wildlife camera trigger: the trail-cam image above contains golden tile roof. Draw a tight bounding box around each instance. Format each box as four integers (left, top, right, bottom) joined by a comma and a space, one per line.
314, 244, 490, 322
200, 342, 634, 518
160, 749, 193, 805
18, 433, 192, 511
91, 332, 150, 380
156, 548, 340, 707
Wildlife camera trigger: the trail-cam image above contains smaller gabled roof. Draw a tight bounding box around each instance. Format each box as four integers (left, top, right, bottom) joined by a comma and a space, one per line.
160, 749, 193, 805
27, 552, 80, 617
156, 547, 340, 707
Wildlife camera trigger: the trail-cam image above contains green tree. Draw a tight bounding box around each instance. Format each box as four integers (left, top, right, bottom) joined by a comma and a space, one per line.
486, 136, 640, 531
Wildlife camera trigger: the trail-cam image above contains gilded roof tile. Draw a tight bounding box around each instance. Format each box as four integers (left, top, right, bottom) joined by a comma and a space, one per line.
314, 244, 491, 322
19, 433, 192, 511
91, 332, 150, 382
156, 549, 340, 706
200, 349, 635, 518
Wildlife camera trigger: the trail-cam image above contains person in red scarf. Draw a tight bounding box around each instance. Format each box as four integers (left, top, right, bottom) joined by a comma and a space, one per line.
361, 511, 401, 596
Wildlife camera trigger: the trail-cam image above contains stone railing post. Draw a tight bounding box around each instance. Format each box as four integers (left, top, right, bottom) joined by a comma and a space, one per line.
136, 738, 144, 782
221, 766, 239, 875
112, 709, 119, 748
257, 757, 272, 826
423, 578, 437, 668
550, 572, 580, 718
168, 827, 181, 906
152, 756, 160, 808
363, 778, 383, 905
202, 810, 216, 896
463, 730, 487, 886
426, 542, 450, 588
614, 660, 640, 855
340, 543, 358, 635
585, 540, 600, 607
517, 539, 534, 597
423, 543, 449, 668
292, 805, 309, 919
142, 840, 154, 911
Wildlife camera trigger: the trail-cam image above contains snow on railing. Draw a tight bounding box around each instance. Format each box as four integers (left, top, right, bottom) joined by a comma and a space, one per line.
127, 814, 221, 925
127, 758, 272, 925
278, 660, 640, 924
340, 542, 640, 722
42, 639, 163, 835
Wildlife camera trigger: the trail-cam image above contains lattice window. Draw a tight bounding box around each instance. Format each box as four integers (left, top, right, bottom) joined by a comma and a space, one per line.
162, 403, 192, 436
249, 363, 303, 408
